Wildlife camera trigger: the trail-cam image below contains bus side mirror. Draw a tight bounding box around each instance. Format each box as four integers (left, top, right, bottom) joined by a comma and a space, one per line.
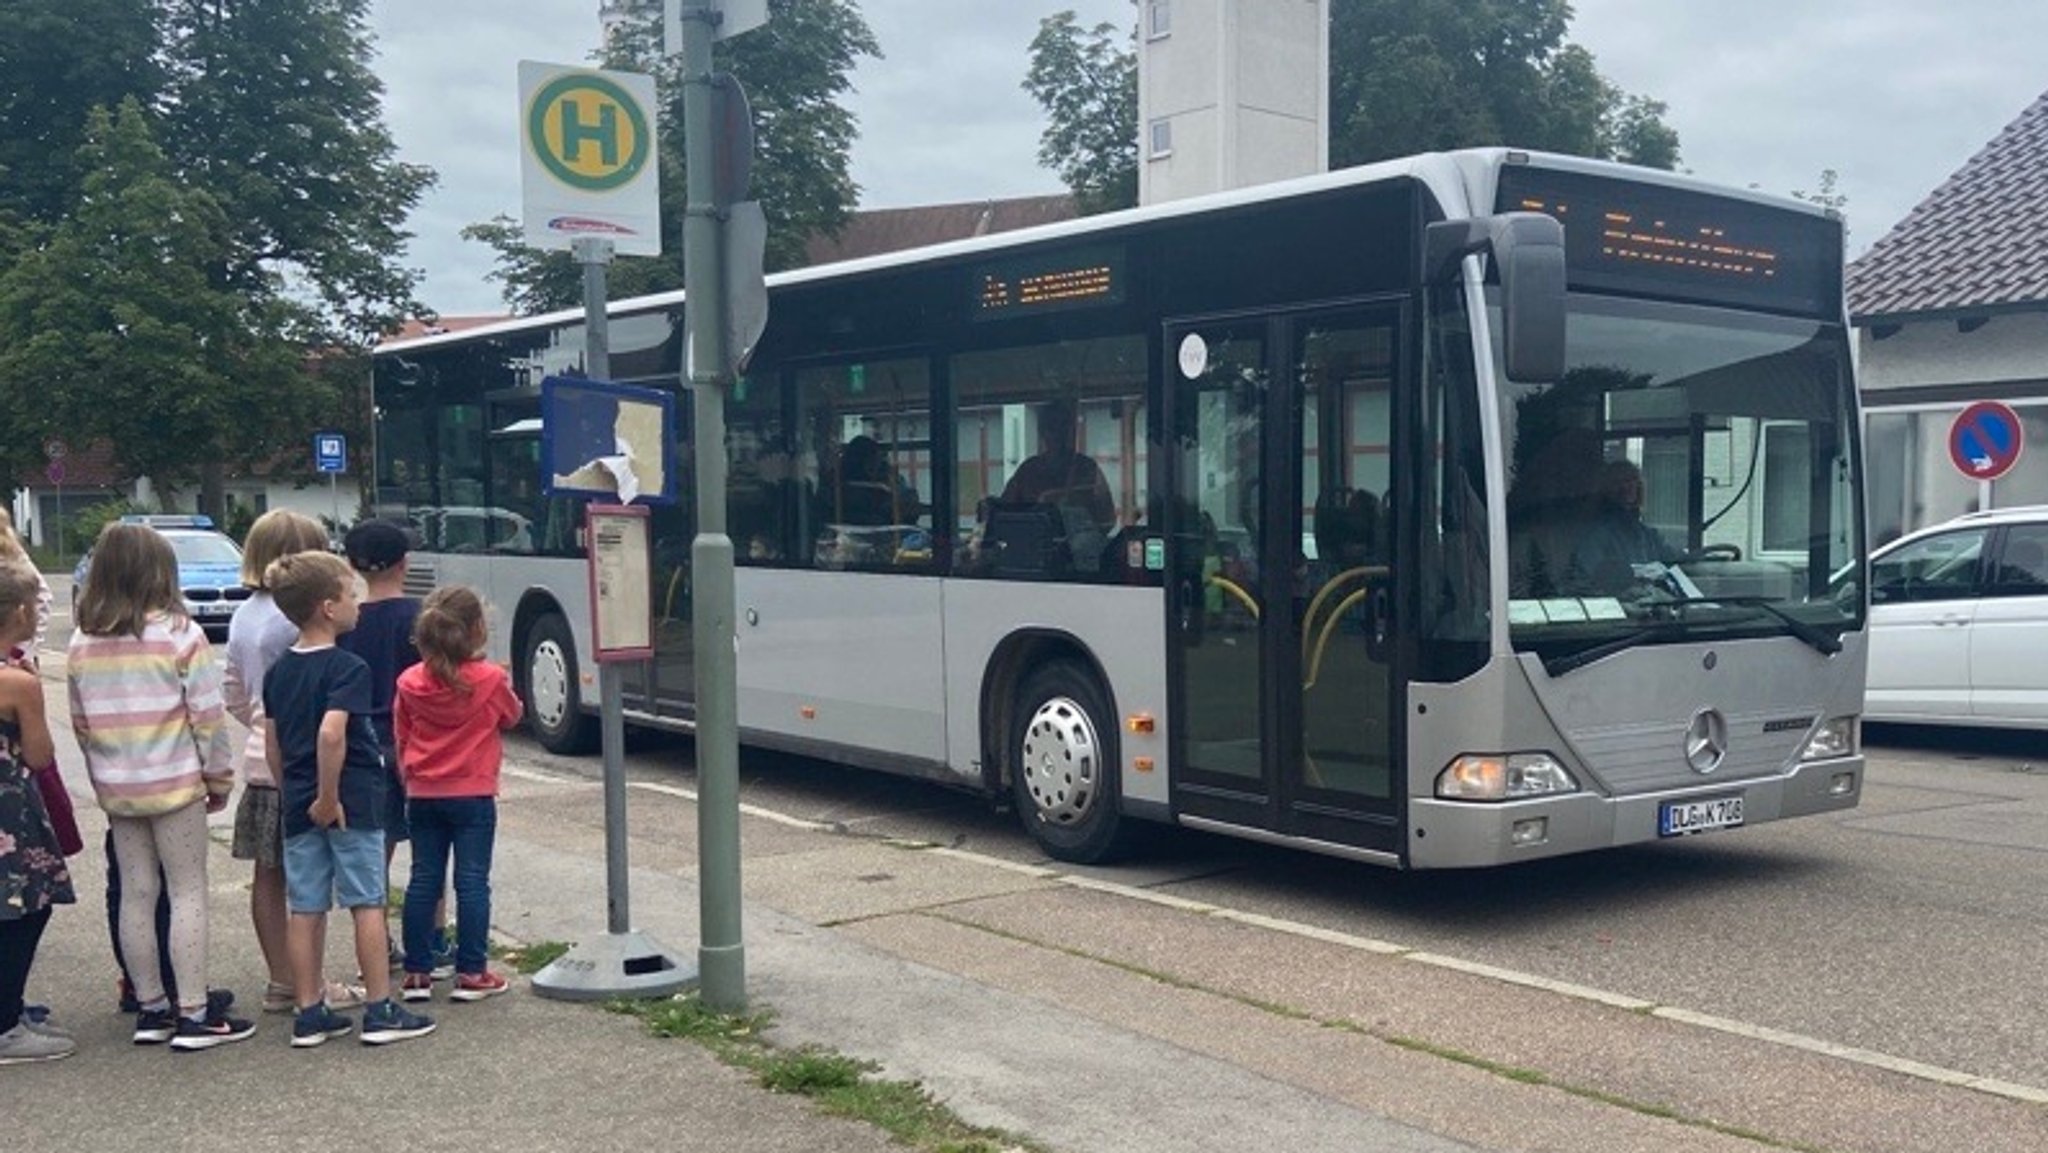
1425, 212, 1567, 384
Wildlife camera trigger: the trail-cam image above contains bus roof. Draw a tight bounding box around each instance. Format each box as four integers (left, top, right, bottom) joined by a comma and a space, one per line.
377, 148, 1832, 357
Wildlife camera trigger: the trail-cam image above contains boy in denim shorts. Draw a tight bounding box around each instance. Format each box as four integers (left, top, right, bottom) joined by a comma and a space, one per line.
262, 551, 434, 1048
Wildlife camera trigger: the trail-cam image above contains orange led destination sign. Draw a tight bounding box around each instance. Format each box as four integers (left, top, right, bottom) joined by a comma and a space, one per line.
973, 245, 1125, 319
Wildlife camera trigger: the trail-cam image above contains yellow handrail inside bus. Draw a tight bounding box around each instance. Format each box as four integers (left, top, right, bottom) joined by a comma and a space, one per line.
1206, 575, 1260, 621
1304, 588, 1371, 690
663, 565, 685, 624
1301, 566, 1385, 676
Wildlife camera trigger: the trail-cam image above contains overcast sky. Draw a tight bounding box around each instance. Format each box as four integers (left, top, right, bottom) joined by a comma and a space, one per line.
368, 1, 2048, 317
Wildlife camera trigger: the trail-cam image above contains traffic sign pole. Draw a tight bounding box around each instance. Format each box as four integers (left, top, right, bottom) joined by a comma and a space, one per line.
682, 0, 747, 1013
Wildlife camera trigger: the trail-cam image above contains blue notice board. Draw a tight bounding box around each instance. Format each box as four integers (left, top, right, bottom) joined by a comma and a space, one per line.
540, 375, 678, 504
314, 432, 347, 474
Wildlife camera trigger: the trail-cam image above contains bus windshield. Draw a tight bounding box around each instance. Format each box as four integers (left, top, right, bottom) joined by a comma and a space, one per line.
1497, 294, 1862, 673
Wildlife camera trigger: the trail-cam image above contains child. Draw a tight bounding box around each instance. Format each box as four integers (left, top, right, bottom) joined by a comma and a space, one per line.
393, 586, 522, 1002
334, 519, 445, 974
67, 523, 252, 1050
223, 509, 363, 1015
0, 556, 77, 1064
262, 551, 433, 1047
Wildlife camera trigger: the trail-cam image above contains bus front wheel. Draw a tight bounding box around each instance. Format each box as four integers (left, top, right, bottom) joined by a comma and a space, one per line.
523, 612, 599, 755
1011, 661, 1130, 864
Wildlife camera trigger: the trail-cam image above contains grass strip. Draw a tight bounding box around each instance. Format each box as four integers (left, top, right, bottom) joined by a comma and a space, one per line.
611, 992, 1046, 1153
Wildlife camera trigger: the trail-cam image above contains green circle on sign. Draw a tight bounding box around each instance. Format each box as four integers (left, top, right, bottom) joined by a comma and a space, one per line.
527, 72, 651, 192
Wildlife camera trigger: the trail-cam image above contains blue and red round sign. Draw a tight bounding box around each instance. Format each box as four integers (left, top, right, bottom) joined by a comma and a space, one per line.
1949, 401, 2025, 481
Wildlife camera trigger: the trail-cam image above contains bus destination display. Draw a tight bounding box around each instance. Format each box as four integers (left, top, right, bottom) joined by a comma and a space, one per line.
972, 245, 1125, 320
1496, 167, 1840, 317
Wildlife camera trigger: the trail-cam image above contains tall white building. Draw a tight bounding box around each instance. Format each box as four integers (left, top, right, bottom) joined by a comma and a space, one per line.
1136, 0, 1329, 206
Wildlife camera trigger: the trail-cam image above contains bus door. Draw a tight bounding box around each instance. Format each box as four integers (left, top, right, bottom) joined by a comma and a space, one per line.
1165, 305, 1404, 854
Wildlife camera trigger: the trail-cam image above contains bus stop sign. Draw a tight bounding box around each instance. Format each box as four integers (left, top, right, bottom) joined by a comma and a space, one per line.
1949, 401, 2024, 481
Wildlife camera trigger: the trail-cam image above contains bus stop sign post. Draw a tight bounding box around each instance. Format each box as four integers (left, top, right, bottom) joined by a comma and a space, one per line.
679, 0, 765, 1013
530, 235, 695, 1002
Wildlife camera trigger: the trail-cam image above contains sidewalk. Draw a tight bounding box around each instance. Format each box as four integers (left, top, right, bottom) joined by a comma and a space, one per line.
0, 662, 1478, 1153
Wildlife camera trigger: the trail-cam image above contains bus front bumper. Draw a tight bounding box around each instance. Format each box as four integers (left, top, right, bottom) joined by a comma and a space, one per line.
1404, 756, 1863, 869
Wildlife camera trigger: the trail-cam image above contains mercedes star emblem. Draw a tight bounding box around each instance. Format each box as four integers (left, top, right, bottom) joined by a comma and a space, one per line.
1685, 708, 1728, 774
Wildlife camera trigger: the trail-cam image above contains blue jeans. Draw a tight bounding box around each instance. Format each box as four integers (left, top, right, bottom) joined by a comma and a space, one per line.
404, 797, 497, 976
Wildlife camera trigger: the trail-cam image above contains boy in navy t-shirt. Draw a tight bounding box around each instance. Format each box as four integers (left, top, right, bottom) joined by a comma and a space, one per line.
263, 550, 434, 1048
336, 519, 440, 968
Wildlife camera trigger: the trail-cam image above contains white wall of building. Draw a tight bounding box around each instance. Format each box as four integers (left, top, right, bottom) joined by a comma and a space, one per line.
1857, 312, 2048, 391
1138, 0, 1327, 206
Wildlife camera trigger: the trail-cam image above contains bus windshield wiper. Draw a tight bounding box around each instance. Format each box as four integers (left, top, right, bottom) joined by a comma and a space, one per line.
1543, 623, 1685, 677
1648, 595, 1844, 656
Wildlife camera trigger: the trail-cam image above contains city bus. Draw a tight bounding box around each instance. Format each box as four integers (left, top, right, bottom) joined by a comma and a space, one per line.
371, 148, 1866, 868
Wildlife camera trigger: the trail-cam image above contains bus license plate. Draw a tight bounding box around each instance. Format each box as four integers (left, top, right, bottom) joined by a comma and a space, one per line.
1659, 796, 1744, 837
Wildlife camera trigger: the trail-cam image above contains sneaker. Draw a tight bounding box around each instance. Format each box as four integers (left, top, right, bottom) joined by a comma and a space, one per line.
290, 1003, 354, 1048
169, 1011, 257, 1052
325, 980, 367, 1011
430, 931, 457, 980
359, 999, 435, 1045
20, 1007, 72, 1041
0, 1023, 75, 1065
399, 972, 435, 1003
450, 970, 511, 1002
133, 1007, 177, 1044
204, 988, 236, 1018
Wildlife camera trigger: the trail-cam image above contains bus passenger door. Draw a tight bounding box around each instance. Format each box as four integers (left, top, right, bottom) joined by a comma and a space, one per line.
1165, 307, 1402, 854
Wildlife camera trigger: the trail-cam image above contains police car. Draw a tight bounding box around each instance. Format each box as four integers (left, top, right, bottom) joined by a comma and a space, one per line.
72, 515, 248, 641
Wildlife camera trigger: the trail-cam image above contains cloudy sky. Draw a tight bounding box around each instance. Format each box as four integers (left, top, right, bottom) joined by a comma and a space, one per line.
368, 1, 2048, 316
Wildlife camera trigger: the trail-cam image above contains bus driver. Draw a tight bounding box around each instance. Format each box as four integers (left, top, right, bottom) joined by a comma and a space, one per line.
1001, 400, 1116, 534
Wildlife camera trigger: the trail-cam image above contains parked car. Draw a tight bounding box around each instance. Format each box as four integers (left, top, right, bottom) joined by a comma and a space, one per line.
1851, 505, 2048, 727
72, 515, 248, 642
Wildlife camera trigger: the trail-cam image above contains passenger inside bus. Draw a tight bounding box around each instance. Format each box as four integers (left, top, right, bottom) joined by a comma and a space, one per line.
830, 434, 920, 527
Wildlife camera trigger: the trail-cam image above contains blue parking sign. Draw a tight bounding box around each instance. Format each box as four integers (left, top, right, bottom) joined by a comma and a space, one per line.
314, 432, 347, 474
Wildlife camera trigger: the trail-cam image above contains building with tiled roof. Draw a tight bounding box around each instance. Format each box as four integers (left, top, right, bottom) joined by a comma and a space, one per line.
802, 195, 1078, 267
1848, 89, 2048, 542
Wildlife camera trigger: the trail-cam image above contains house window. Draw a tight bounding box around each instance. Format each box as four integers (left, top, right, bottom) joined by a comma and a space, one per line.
1147, 0, 1171, 38
1148, 118, 1172, 159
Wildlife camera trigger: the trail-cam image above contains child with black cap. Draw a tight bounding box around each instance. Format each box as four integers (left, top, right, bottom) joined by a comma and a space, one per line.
336, 520, 447, 974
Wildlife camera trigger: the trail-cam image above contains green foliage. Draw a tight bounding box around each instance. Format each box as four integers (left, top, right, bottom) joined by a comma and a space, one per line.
1026, 0, 1682, 213
1023, 12, 1137, 216
1792, 169, 1848, 215
0, 0, 164, 226
68, 497, 146, 557
468, 0, 880, 313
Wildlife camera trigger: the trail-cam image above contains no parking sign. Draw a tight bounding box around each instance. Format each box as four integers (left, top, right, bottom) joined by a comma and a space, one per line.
1948, 401, 2024, 481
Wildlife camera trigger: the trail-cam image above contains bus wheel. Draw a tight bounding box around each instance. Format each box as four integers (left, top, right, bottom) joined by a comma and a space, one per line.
1011, 661, 1130, 864
524, 613, 598, 754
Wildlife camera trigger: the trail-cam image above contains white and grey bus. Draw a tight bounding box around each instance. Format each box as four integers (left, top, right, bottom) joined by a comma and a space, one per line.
371, 149, 1866, 868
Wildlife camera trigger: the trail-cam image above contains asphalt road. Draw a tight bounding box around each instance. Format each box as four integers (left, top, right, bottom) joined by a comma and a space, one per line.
42, 572, 2048, 1092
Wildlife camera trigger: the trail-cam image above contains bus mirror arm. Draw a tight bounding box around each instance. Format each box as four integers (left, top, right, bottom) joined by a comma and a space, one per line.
1423, 212, 1567, 384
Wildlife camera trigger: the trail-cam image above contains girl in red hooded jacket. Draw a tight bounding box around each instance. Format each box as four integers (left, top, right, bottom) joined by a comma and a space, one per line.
392, 586, 522, 1003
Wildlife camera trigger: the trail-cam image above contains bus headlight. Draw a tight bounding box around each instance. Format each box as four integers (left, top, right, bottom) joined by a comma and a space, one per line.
1800, 716, 1856, 761
1436, 753, 1579, 801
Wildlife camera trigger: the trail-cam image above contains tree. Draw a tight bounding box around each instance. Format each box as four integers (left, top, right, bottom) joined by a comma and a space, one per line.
468, 0, 881, 313
0, 101, 316, 493
0, 0, 164, 229
1022, 12, 1137, 216
1026, 0, 1681, 213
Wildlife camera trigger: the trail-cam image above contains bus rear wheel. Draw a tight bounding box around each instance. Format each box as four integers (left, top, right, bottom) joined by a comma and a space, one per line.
1011, 661, 1131, 864
523, 612, 598, 755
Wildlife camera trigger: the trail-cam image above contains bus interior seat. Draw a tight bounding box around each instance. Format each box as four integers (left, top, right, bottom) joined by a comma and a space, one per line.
984, 501, 1071, 578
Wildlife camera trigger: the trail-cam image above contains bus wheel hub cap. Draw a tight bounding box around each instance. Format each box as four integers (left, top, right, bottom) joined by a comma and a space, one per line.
1021, 696, 1098, 826
531, 641, 570, 729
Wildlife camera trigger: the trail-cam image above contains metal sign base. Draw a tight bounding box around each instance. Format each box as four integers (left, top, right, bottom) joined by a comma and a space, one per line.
531, 930, 697, 1002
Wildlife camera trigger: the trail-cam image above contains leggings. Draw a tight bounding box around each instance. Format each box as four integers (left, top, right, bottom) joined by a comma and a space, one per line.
108, 803, 211, 1015
104, 830, 175, 995
0, 907, 54, 1034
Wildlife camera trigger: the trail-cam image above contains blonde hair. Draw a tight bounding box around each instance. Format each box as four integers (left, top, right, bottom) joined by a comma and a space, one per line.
0, 555, 39, 636
241, 509, 330, 588
0, 508, 25, 563
266, 551, 354, 628
76, 522, 185, 638
413, 585, 486, 693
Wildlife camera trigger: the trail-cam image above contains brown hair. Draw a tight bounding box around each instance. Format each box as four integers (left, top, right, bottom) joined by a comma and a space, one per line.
241, 509, 330, 589
413, 585, 486, 693
76, 522, 186, 638
0, 555, 40, 637
266, 551, 354, 628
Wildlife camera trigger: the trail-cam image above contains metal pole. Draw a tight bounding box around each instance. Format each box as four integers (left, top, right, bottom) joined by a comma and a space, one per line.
329, 473, 339, 531
574, 235, 633, 936
681, 4, 745, 1011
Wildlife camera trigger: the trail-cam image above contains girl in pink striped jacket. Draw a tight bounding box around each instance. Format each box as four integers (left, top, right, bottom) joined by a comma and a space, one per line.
67, 523, 251, 1049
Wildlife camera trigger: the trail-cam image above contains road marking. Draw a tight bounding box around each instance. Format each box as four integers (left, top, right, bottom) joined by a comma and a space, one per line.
501, 756, 2048, 1107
